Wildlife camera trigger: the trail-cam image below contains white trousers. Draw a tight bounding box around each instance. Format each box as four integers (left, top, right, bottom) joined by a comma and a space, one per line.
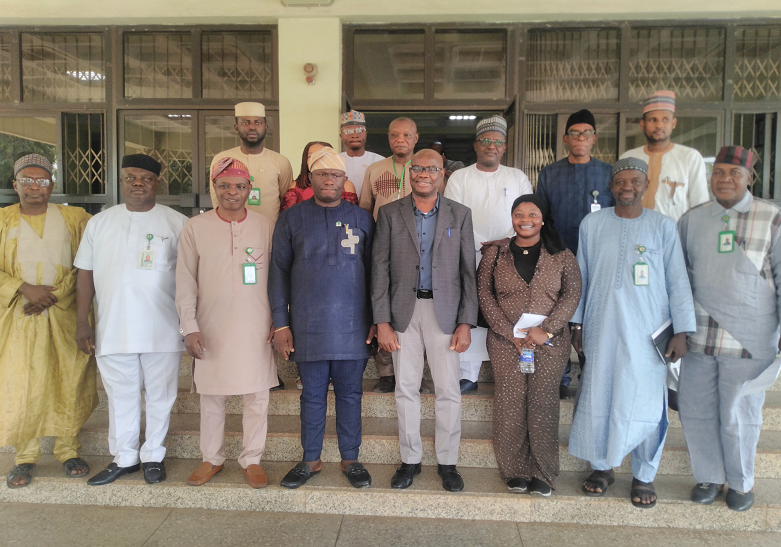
459, 327, 488, 382
96, 352, 181, 467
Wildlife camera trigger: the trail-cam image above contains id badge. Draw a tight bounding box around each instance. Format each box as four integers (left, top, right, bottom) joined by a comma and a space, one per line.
718, 230, 735, 253
248, 188, 261, 206
634, 262, 649, 285
242, 262, 257, 284
138, 249, 155, 269
590, 203, 601, 213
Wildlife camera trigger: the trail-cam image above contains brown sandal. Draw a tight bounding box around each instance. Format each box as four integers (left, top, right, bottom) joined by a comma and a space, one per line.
583, 469, 615, 497
187, 462, 224, 486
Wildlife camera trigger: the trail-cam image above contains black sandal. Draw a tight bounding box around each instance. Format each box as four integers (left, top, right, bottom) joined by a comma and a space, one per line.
582, 469, 614, 497
6, 463, 34, 489
631, 478, 657, 509
63, 457, 90, 477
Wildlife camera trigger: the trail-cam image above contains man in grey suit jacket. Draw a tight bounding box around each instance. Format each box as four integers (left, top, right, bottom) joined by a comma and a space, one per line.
371, 149, 478, 492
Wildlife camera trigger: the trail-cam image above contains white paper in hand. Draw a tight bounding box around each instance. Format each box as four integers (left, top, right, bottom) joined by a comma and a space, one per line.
513, 313, 548, 338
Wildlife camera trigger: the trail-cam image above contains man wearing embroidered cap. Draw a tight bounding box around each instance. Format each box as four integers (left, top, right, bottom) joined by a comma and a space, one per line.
209, 102, 294, 224
678, 146, 781, 512
75, 153, 188, 486
444, 114, 533, 393
1, 153, 97, 488
569, 157, 695, 508
339, 110, 383, 198
176, 157, 277, 488
270, 146, 375, 490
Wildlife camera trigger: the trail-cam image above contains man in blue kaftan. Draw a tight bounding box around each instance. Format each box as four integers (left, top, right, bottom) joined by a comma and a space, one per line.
569, 157, 695, 508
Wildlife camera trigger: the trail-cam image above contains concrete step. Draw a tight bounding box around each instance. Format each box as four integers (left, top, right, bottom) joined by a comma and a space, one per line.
1, 454, 779, 531
95, 376, 781, 433
63, 412, 781, 478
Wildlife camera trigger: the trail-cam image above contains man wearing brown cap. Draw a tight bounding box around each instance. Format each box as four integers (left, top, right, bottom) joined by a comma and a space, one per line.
75, 154, 188, 486
177, 158, 277, 489
2, 153, 97, 488
338, 110, 383, 199
209, 102, 294, 224
678, 146, 781, 512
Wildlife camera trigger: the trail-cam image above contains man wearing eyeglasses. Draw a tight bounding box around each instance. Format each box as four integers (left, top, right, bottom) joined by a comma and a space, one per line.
372, 148, 477, 491
338, 110, 384, 199
536, 109, 614, 400
1, 153, 97, 489
444, 115, 533, 393
74, 154, 188, 486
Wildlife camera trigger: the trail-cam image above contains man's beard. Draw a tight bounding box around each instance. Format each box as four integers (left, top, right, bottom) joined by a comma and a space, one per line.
241, 132, 265, 148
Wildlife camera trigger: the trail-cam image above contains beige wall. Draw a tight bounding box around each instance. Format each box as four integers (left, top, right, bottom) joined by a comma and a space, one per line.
1, 0, 779, 25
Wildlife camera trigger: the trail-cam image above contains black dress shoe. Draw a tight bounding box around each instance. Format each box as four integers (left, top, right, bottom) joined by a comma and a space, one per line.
142, 461, 167, 484
270, 375, 285, 392
373, 376, 396, 393
529, 477, 552, 497
559, 385, 572, 400
342, 462, 371, 488
726, 488, 755, 512
691, 482, 723, 505
391, 462, 421, 489
668, 388, 679, 412
506, 477, 528, 492
459, 379, 478, 393
437, 464, 464, 492
87, 462, 141, 486
280, 462, 320, 489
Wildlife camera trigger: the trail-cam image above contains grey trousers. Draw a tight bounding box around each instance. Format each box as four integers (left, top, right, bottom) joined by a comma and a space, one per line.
678, 351, 771, 492
392, 299, 462, 465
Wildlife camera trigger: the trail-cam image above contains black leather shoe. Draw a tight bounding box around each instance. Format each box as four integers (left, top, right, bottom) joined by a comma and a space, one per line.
142, 461, 167, 484
691, 482, 723, 505
726, 488, 755, 512
373, 376, 396, 393
87, 462, 141, 486
506, 477, 528, 492
668, 388, 679, 412
438, 464, 464, 492
559, 385, 572, 400
270, 375, 285, 392
529, 478, 552, 497
459, 379, 478, 393
391, 462, 421, 489
342, 462, 371, 488
280, 462, 320, 489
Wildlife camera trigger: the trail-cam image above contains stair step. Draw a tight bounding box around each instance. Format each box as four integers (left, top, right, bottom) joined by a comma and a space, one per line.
1, 454, 778, 531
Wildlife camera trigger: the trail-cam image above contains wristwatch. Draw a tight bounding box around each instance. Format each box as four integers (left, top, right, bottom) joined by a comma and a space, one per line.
546, 331, 554, 340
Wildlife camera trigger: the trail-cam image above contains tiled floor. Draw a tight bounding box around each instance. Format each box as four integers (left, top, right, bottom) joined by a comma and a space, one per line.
0, 503, 780, 547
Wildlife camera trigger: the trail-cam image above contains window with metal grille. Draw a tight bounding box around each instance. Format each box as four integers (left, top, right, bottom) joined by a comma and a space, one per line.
0, 34, 12, 103
21, 33, 105, 103
629, 27, 725, 102
434, 31, 506, 100
124, 33, 192, 99
0, 117, 57, 190
202, 32, 273, 99
353, 31, 425, 99
523, 114, 557, 188
735, 113, 778, 199
734, 27, 781, 102
63, 113, 104, 195
526, 29, 620, 103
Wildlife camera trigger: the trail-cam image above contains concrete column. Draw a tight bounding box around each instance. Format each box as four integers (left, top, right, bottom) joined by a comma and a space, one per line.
277, 17, 342, 167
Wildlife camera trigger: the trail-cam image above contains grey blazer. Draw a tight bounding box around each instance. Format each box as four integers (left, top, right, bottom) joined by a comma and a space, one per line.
371, 193, 478, 335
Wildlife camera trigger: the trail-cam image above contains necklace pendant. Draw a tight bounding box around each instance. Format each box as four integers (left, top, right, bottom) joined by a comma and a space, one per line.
523, 250, 529, 255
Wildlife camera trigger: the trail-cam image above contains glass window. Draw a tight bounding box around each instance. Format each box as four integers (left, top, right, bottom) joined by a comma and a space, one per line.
0, 34, 12, 102
592, 114, 619, 165
21, 33, 105, 103
526, 29, 619, 102
124, 33, 192, 99
734, 113, 777, 199
523, 113, 557, 187
63, 113, 104, 195
0, 117, 57, 190
123, 114, 192, 195
734, 27, 781, 102
202, 32, 273, 99
629, 27, 725, 102
624, 116, 719, 161
353, 31, 425, 99
434, 31, 506, 100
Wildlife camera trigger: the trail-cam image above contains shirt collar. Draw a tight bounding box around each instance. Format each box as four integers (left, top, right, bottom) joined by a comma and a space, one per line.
412, 194, 440, 216
710, 190, 753, 216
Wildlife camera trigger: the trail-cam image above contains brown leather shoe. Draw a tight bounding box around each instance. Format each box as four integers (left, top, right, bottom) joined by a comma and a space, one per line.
242, 464, 269, 489
187, 462, 224, 486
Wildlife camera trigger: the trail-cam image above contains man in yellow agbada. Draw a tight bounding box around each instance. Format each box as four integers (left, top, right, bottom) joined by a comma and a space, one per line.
1, 153, 97, 488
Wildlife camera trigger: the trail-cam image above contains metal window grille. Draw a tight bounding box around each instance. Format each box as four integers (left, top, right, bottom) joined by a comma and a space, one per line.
63, 113, 105, 195
124, 33, 192, 99
523, 114, 557, 188
734, 27, 781, 102
734, 113, 778, 199
202, 32, 273, 99
0, 34, 12, 102
592, 115, 618, 165
21, 33, 105, 103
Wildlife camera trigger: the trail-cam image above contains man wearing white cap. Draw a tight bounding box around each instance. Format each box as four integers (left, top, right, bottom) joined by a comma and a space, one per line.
209, 102, 294, 225
339, 110, 383, 199
620, 90, 709, 407
444, 115, 533, 393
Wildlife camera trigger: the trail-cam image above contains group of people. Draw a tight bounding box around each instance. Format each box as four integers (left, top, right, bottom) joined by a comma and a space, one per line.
2, 92, 778, 514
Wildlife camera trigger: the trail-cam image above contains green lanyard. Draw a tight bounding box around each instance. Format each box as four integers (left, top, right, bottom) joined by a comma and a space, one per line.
392, 160, 411, 199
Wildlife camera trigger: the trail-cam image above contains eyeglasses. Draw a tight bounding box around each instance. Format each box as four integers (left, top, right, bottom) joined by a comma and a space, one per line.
410, 165, 443, 175
311, 171, 346, 181
122, 174, 156, 183
15, 177, 52, 187
566, 129, 596, 139
342, 127, 366, 135
476, 138, 506, 147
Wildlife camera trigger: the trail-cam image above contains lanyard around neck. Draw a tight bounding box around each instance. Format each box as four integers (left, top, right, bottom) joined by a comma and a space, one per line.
393, 160, 411, 199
